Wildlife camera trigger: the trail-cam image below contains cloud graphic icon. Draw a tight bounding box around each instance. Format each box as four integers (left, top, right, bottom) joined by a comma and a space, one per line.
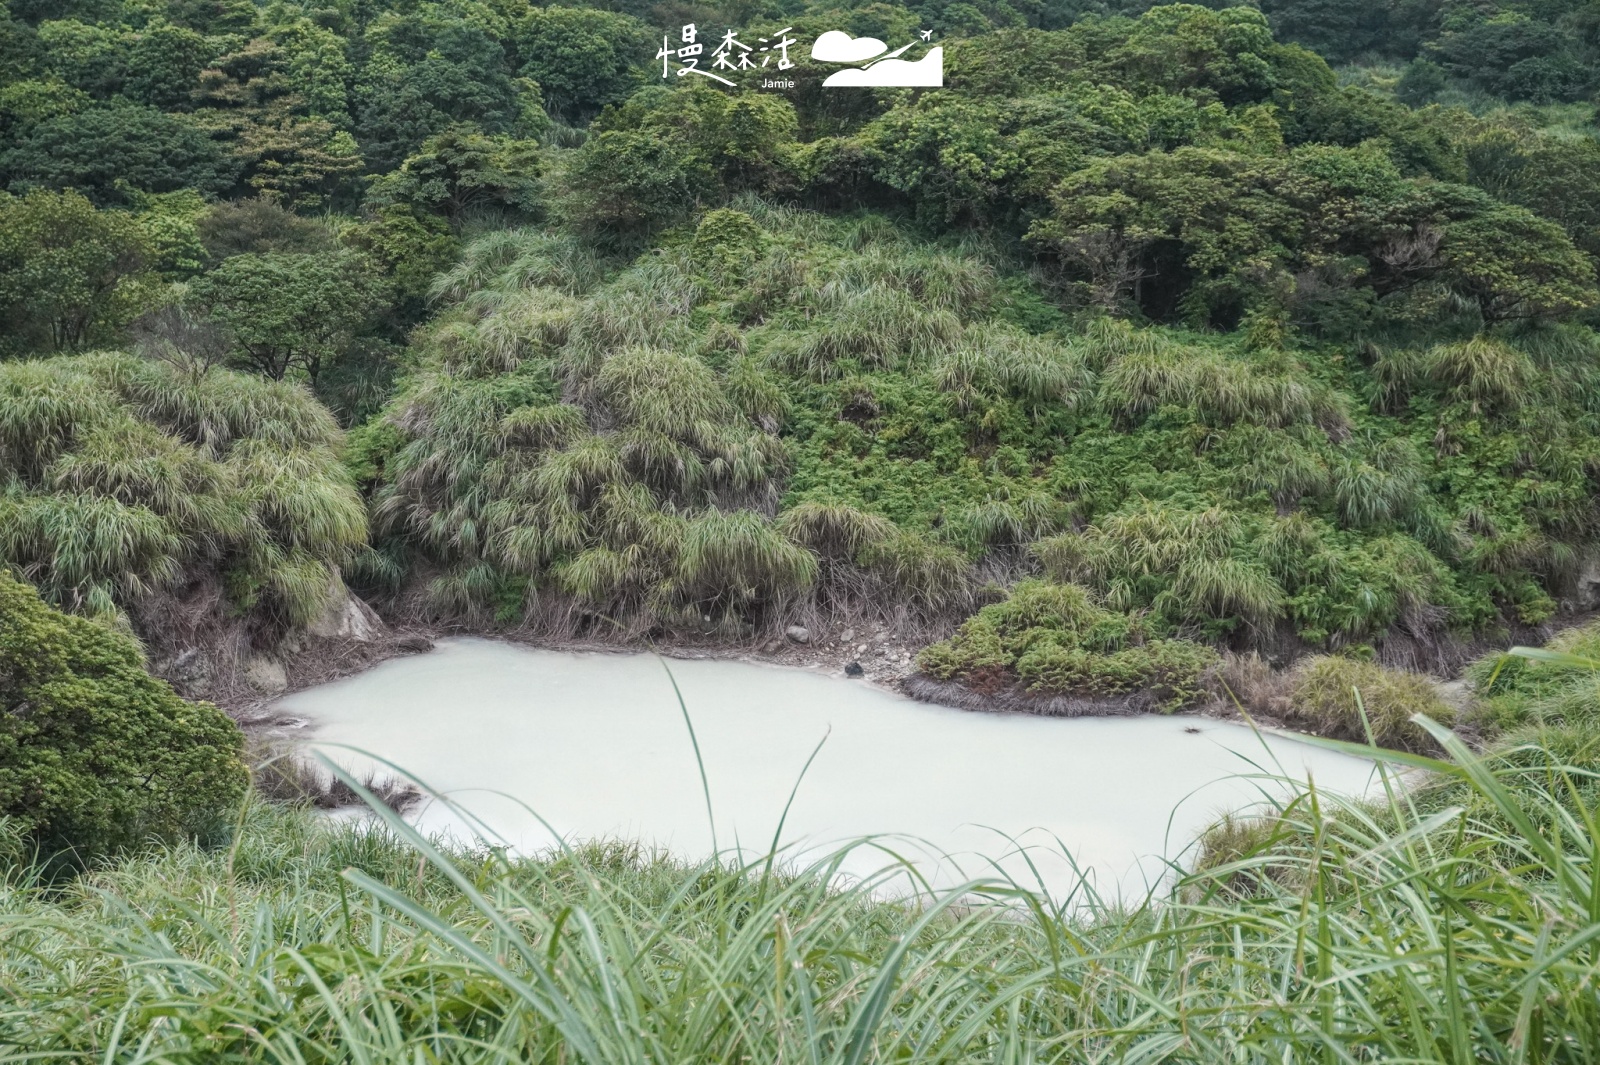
811, 30, 888, 63
822, 46, 943, 87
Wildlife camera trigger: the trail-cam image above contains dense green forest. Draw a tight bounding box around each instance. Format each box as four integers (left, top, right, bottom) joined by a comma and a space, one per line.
8, 0, 1600, 712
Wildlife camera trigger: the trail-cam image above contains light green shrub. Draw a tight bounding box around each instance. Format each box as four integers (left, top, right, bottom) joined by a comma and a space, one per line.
917, 580, 1219, 710
1288, 655, 1455, 750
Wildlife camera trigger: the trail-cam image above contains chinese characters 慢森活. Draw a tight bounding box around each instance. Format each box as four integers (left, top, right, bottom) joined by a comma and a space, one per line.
659, 24, 795, 86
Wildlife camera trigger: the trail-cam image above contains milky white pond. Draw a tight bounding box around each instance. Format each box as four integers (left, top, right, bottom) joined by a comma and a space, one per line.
279, 637, 1380, 900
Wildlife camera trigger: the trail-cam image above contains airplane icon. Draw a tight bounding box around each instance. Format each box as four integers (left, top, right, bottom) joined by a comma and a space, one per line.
919, 29, 933, 40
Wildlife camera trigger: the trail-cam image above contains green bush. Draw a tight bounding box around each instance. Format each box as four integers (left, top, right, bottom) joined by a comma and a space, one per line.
0, 354, 366, 631
917, 580, 1219, 709
0, 571, 247, 865
1287, 655, 1455, 751
1466, 622, 1600, 732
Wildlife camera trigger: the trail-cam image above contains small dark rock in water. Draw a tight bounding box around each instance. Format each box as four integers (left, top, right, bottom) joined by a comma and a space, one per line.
844, 661, 864, 677
1184, 726, 1202, 734
397, 634, 434, 653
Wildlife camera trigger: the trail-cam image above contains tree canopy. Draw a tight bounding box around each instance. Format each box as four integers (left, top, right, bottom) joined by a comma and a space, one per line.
5, 0, 1600, 672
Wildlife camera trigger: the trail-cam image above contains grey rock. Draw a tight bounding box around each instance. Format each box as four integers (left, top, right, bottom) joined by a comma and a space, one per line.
1435, 678, 1474, 713
785, 625, 811, 644
245, 655, 289, 694
160, 647, 213, 697
1573, 561, 1600, 610
307, 576, 384, 641
844, 661, 864, 677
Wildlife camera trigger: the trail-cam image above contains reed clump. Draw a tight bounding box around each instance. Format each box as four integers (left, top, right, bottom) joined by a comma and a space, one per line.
1284, 654, 1457, 751
0, 354, 365, 634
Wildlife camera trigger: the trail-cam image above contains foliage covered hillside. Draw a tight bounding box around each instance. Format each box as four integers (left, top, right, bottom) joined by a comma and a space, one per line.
5, 0, 1600, 700
358, 191, 1600, 683
0, 354, 365, 638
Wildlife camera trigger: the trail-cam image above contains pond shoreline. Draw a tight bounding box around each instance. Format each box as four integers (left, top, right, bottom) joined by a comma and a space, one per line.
232, 622, 929, 726
228, 611, 1260, 735
265, 639, 1384, 900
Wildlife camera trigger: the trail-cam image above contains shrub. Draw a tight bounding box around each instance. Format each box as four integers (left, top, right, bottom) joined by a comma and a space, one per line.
917, 580, 1219, 710
1287, 655, 1454, 751
0, 355, 365, 632
0, 572, 247, 865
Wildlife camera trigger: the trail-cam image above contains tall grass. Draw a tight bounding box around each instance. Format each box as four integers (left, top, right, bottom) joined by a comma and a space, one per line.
932, 323, 1092, 412
1036, 503, 1286, 630
6, 724, 1600, 1061
0, 355, 364, 630
1098, 338, 1343, 430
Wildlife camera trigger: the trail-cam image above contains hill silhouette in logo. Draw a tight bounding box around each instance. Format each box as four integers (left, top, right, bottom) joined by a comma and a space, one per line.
822, 46, 943, 87
810, 30, 888, 63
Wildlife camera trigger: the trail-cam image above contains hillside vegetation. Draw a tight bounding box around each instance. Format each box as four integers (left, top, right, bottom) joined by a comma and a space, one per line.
4, 1, 1600, 733
5, 3, 1600, 703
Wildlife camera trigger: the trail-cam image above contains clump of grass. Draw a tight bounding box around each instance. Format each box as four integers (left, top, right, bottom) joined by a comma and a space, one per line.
931, 323, 1091, 412
677, 509, 817, 619
1226, 426, 1332, 508
776, 286, 961, 380
917, 579, 1220, 710
1467, 621, 1600, 732
816, 245, 997, 317
859, 530, 974, 622
0, 355, 364, 634
1373, 335, 1541, 417
1097, 339, 1341, 430
430, 229, 604, 302
1035, 504, 1285, 634
1331, 437, 1427, 529
369, 264, 797, 632
943, 494, 1069, 553
1286, 654, 1456, 750
1425, 335, 1538, 413
777, 500, 898, 559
